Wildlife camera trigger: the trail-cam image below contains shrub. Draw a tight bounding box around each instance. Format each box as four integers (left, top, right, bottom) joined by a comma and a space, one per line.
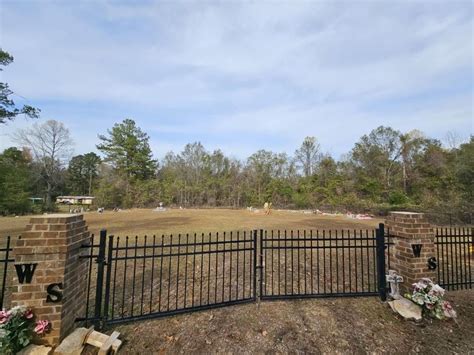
388, 191, 410, 205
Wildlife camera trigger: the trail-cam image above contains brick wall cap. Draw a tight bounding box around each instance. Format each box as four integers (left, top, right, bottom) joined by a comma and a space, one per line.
29, 214, 83, 224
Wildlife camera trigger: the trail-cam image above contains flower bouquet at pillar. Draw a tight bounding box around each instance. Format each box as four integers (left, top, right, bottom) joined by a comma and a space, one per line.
0, 306, 51, 354
405, 278, 457, 320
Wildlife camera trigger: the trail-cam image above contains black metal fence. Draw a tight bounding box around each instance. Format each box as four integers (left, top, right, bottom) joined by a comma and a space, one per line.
0, 224, 470, 328
0, 236, 14, 309
435, 227, 473, 290
76, 233, 100, 325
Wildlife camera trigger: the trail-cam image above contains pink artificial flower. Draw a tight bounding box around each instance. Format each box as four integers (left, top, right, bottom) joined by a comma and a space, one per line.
412, 281, 427, 291
34, 320, 50, 335
0, 310, 10, 324
442, 301, 457, 318
24, 309, 34, 319
425, 302, 434, 310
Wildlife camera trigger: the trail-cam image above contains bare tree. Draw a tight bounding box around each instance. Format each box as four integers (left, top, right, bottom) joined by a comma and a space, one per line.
294, 136, 321, 177
444, 131, 467, 150
14, 120, 73, 209
400, 129, 425, 193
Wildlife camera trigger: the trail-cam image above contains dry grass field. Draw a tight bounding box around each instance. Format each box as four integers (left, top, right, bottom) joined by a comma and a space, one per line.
2, 209, 473, 353
0, 208, 382, 238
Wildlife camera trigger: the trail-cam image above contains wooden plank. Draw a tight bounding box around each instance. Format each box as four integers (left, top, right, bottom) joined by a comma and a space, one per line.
85, 331, 108, 348
98, 331, 121, 355
55, 327, 94, 355
85, 330, 122, 352
83, 326, 95, 344
111, 339, 122, 352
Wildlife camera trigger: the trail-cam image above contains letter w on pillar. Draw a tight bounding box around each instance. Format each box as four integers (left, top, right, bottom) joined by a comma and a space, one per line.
15, 264, 38, 284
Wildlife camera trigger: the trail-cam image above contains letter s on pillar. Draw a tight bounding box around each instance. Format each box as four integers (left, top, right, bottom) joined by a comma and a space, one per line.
46, 283, 63, 303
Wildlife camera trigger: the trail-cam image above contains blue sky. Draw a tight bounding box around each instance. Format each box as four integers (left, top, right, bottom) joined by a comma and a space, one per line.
1, 0, 472, 160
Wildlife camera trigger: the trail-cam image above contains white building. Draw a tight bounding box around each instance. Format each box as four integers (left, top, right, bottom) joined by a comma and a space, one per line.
56, 196, 95, 205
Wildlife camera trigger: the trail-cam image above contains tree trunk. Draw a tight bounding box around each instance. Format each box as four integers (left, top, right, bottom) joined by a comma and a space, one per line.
46, 181, 52, 211
402, 163, 407, 193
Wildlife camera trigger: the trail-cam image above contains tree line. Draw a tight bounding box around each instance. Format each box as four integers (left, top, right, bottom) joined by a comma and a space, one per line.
1, 118, 472, 223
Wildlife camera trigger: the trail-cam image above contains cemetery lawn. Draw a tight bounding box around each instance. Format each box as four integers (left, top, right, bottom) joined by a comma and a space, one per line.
110, 289, 473, 354
0, 208, 382, 238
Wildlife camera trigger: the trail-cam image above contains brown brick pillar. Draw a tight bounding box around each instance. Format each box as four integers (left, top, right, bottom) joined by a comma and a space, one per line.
385, 212, 437, 294
11, 214, 91, 345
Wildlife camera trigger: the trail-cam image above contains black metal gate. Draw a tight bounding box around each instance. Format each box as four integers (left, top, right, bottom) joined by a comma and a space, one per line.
83, 230, 257, 326
260, 224, 387, 300
80, 225, 387, 327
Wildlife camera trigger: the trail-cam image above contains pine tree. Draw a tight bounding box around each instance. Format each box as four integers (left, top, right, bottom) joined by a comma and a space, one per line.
97, 119, 157, 180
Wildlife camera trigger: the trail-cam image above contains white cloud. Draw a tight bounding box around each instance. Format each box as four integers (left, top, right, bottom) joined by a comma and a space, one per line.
0, 0, 472, 158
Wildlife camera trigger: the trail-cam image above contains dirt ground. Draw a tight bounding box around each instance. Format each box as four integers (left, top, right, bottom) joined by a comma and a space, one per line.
108, 289, 474, 354
0, 208, 382, 238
